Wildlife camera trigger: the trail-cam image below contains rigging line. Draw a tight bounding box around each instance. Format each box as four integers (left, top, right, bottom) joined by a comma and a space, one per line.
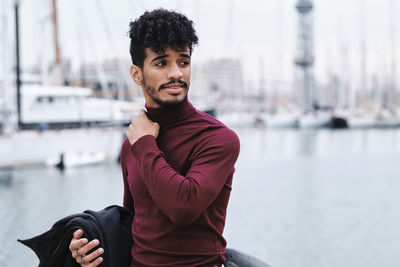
126, 0, 147, 17
95, 0, 140, 98
126, 0, 145, 21
136, 0, 147, 11
126, 1, 138, 23
125, 0, 146, 99
176, 0, 183, 11
70, 0, 86, 84
389, 0, 397, 101
37, 0, 49, 85
359, 0, 367, 104
73, 0, 111, 100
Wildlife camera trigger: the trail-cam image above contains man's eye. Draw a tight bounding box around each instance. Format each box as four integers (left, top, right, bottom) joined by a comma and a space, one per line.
180, 61, 190, 66
156, 61, 166, 66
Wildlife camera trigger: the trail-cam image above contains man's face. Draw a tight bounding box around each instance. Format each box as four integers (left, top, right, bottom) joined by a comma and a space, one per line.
136, 47, 191, 108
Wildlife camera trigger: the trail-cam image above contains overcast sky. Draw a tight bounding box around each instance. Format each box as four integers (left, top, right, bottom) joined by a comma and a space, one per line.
1, 0, 399, 90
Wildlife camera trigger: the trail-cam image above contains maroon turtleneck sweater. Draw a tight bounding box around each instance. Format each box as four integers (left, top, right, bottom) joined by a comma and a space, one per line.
120, 99, 240, 267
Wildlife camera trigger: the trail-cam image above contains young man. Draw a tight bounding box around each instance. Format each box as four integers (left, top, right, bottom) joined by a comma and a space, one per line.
69, 9, 240, 267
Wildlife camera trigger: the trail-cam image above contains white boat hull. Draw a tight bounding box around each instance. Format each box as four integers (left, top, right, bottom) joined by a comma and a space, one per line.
297, 112, 332, 128
0, 127, 124, 168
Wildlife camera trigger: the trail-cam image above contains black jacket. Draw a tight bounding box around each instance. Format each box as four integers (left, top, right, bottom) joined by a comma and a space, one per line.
18, 205, 134, 267
18, 205, 271, 267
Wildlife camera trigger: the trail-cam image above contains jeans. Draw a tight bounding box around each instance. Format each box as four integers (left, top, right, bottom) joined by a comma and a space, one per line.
225, 248, 274, 267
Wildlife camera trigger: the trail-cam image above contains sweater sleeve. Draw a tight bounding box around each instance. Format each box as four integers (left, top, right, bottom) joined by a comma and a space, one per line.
121, 140, 134, 211
130, 130, 240, 226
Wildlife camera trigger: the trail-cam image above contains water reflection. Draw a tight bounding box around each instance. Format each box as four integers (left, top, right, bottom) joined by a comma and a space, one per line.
226, 128, 400, 267
0, 170, 13, 187
298, 130, 317, 156
237, 128, 400, 160
1, 128, 400, 267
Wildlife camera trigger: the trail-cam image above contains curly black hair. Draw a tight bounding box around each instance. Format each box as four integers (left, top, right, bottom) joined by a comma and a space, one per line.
129, 9, 199, 68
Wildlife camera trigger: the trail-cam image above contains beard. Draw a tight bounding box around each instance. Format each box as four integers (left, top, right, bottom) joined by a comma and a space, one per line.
144, 79, 189, 108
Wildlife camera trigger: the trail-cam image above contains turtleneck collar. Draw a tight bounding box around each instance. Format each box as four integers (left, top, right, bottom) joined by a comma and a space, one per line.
145, 98, 196, 126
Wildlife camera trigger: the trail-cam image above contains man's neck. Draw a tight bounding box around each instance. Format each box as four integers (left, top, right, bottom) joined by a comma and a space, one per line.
145, 98, 195, 126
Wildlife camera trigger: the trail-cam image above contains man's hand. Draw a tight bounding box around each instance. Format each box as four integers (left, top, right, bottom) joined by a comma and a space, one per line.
69, 229, 104, 266
127, 109, 160, 145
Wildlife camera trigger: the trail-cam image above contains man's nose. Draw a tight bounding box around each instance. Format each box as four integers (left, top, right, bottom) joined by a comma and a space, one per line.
167, 63, 183, 80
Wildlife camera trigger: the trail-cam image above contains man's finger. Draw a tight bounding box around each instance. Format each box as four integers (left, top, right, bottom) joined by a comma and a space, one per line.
70, 237, 88, 252
85, 256, 103, 267
73, 229, 83, 239
78, 239, 100, 256
80, 247, 104, 265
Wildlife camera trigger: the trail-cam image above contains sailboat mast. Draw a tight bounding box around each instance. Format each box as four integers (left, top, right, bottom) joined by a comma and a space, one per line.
389, 0, 397, 109
51, 0, 61, 66
14, 0, 21, 129
1, 0, 14, 133
359, 0, 367, 106
46, 0, 64, 85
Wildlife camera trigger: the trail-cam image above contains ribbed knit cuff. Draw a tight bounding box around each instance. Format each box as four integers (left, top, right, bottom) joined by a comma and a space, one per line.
130, 135, 158, 158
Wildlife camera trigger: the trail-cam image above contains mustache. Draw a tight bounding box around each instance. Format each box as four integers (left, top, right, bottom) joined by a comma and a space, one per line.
159, 80, 188, 90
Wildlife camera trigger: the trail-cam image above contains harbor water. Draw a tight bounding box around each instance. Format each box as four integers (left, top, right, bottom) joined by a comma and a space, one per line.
1, 127, 400, 267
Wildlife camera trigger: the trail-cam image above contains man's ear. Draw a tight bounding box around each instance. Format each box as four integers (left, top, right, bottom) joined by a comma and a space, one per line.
130, 65, 143, 86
